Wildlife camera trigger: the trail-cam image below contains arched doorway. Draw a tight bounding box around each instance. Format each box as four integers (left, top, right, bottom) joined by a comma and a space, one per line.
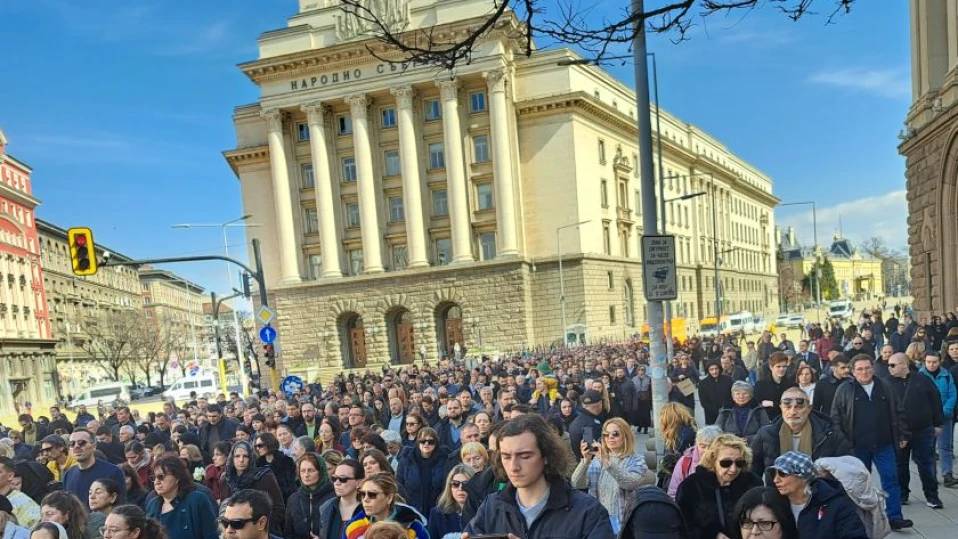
435, 303, 463, 360
339, 313, 366, 369
387, 309, 415, 364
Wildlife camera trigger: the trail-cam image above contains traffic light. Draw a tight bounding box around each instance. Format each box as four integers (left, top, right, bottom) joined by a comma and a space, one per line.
67, 227, 98, 276
264, 344, 275, 368
241, 272, 252, 299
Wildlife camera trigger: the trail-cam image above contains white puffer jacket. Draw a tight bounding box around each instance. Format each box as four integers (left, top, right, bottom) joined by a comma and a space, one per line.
815, 456, 891, 539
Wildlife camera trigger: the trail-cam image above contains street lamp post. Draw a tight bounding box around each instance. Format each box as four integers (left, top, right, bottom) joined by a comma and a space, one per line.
778, 201, 820, 320
173, 215, 259, 393
557, 220, 592, 347
662, 189, 707, 343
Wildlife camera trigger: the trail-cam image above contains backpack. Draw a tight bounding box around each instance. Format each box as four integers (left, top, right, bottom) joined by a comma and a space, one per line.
618, 485, 688, 539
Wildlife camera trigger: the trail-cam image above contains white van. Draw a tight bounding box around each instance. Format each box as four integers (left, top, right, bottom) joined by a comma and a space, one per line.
68, 382, 131, 410
829, 299, 854, 321
162, 375, 220, 402
722, 311, 755, 335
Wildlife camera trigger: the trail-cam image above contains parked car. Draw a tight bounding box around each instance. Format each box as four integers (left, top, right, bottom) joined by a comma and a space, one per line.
131, 384, 165, 400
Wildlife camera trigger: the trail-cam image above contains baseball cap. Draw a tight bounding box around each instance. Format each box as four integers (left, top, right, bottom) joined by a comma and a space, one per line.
770, 451, 816, 481
581, 390, 603, 406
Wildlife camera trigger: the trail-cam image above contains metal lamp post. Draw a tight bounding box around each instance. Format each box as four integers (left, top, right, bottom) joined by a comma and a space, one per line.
557, 220, 592, 347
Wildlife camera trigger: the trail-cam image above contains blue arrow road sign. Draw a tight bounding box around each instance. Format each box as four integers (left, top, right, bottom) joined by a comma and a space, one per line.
259, 325, 277, 344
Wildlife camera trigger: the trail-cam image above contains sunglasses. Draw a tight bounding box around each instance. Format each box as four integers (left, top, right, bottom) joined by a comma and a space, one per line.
406, 422, 419, 427
218, 518, 255, 530
359, 490, 382, 500
780, 397, 807, 407
419, 439, 437, 446
450, 480, 466, 489
718, 459, 747, 469
602, 431, 622, 439
254, 444, 265, 449
331, 475, 355, 483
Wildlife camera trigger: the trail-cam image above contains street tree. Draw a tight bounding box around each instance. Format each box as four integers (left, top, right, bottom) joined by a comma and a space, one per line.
74, 310, 148, 382
338, 0, 858, 69
859, 236, 892, 261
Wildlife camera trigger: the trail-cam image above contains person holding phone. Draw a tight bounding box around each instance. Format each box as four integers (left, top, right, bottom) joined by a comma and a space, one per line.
571, 418, 654, 533
568, 391, 607, 460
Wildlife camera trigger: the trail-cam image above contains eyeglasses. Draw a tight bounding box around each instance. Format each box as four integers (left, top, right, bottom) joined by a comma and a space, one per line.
450, 480, 466, 489
718, 459, 748, 469
359, 490, 381, 500
254, 443, 265, 449
218, 518, 255, 530
741, 520, 778, 531
780, 397, 807, 408
99, 527, 130, 537
40, 446, 54, 453
419, 439, 437, 446
331, 475, 355, 483
602, 431, 622, 439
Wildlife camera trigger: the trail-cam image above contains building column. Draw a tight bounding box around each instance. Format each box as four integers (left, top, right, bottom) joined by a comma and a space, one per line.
345, 95, 384, 273
302, 102, 343, 278
484, 69, 519, 258
390, 86, 429, 268
262, 109, 302, 283
436, 78, 474, 263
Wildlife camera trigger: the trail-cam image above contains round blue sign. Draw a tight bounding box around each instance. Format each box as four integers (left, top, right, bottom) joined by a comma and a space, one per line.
281, 375, 304, 397
259, 326, 277, 344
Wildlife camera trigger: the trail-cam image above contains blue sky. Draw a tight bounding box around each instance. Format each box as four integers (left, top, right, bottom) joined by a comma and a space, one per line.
0, 1, 910, 295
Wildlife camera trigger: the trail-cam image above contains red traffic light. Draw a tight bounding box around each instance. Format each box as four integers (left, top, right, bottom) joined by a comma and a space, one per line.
74, 234, 88, 247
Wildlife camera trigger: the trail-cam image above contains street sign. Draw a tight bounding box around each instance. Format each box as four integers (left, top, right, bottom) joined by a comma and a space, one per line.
280, 375, 304, 397
256, 306, 274, 325
259, 325, 277, 344
641, 235, 678, 301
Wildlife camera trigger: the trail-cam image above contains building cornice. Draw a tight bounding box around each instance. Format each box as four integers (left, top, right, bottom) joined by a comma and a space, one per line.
223, 145, 270, 176
0, 183, 41, 209
36, 219, 137, 263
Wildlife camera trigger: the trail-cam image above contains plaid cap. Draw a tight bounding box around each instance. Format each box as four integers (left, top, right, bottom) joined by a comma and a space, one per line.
770, 451, 816, 481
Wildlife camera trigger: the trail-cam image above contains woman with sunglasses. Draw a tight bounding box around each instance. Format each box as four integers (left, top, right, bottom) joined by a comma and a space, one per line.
728, 487, 798, 539
675, 434, 762, 539
401, 414, 424, 449
283, 453, 335, 539
396, 427, 448, 516
253, 433, 297, 501
219, 441, 285, 535
318, 459, 364, 539
427, 465, 475, 539
102, 505, 167, 539
143, 455, 217, 539
571, 417, 654, 533
343, 473, 427, 539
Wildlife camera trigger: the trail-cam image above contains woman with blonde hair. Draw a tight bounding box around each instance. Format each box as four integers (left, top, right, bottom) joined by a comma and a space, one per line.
458, 443, 488, 472
342, 473, 427, 539
905, 341, 925, 369
571, 417, 654, 533
426, 465, 475, 539
675, 434, 762, 539
657, 402, 696, 488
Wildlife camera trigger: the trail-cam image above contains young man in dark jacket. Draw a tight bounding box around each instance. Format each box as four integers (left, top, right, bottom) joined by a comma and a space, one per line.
464, 415, 614, 539
698, 362, 734, 425
813, 354, 850, 415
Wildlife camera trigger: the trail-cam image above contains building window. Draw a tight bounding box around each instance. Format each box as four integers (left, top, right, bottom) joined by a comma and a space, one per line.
473, 135, 490, 163
384, 150, 401, 176
301, 163, 315, 189
625, 279, 635, 327
432, 189, 449, 216
348, 249, 363, 276
470, 91, 487, 113
308, 254, 322, 280
346, 203, 361, 228
609, 306, 616, 324
428, 143, 445, 170
598, 139, 606, 164
303, 208, 319, 234
600, 179, 609, 207
388, 196, 405, 222
436, 238, 452, 265
381, 107, 397, 128
603, 224, 611, 255
297, 123, 310, 142
391, 244, 408, 270
479, 232, 496, 260
607, 271, 614, 290
477, 183, 494, 210
424, 99, 441, 121
342, 157, 357, 182
337, 115, 352, 135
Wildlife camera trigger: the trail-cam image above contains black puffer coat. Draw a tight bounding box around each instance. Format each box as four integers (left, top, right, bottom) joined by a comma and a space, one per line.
795, 478, 868, 539
283, 482, 336, 539
675, 465, 762, 539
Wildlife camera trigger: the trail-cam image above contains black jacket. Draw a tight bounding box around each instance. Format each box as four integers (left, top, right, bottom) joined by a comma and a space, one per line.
462, 466, 502, 524
715, 402, 770, 444
283, 482, 336, 539
753, 377, 797, 420
699, 374, 734, 416
795, 477, 869, 539
198, 418, 239, 456
433, 417, 466, 451
610, 376, 638, 416
317, 497, 362, 539
750, 411, 853, 476
568, 408, 606, 459
257, 452, 297, 501
830, 375, 909, 448
887, 372, 944, 432
463, 478, 615, 539
675, 466, 762, 539
813, 374, 848, 416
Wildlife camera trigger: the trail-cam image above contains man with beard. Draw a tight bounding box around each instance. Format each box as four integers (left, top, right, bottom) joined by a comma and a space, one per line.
296, 402, 321, 440
812, 354, 850, 415
721, 354, 749, 382
385, 396, 407, 434
750, 386, 852, 478
435, 397, 466, 450
698, 361, 734, 425
610, 367, 637, 423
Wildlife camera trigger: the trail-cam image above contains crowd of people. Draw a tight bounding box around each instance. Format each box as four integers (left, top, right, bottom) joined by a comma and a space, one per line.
0, 304, 953, 539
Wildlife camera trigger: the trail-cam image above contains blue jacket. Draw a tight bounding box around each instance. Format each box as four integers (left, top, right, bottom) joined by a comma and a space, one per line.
427, 507, 464, 539
396, 445, 449, 516
920, 366, 957, 418
146, 490, 218, 539
796, 478, 868, 539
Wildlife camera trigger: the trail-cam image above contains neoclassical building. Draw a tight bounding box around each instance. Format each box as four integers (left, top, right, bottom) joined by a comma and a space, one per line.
901, 0, 958, 315
225, 0, 779, 377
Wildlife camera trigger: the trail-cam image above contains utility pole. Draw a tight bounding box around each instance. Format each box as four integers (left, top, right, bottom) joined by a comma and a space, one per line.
631, 0, 668, 453
651, 52, 674, 362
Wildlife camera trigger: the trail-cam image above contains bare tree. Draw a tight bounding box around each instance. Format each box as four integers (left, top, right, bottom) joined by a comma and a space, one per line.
339, 0, 857, 69
74, 310, 149, 382
859, 236, 892, 261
